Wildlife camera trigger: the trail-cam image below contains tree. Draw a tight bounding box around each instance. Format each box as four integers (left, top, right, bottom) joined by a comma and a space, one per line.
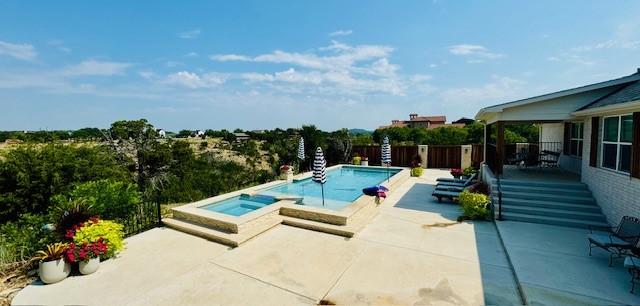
326, 129, 352, 165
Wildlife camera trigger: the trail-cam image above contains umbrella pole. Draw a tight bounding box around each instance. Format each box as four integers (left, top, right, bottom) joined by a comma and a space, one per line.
321, 183, 325, 206
387, 164, 390, 182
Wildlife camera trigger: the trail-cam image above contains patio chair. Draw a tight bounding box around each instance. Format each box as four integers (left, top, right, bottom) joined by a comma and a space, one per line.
624, 250, 640, 293
588, 216, 640, 266
432, 186, 470, 203
539, 150, 560, 168
436, 177, 466, 183
436, 174, 477, 188
507, 148, 528, 165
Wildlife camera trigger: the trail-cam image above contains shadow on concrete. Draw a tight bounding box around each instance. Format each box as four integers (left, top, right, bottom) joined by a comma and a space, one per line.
389, 181, 524, 305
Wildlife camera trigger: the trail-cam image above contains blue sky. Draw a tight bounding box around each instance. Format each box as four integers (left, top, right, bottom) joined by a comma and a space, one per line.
1, 1, 639, 131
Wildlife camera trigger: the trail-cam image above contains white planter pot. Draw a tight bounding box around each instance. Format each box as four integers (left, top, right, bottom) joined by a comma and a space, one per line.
360, 160, 369, 166
79, 257, 100, 275
38, 259, 71, 284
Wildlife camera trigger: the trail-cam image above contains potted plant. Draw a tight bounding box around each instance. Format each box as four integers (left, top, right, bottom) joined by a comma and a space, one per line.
34, 243, 71, 284
360, 156, 369, 166
352, 155, 361, 165
65, 239, 108, 275
279, 164, 294, 182
462, 166, 477, 179
450, 168, 463, 179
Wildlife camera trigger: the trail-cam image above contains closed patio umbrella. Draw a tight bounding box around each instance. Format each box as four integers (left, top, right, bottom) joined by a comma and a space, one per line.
381, 136, 391, 181
297, 137, 305, 172
312, 146, 327, 206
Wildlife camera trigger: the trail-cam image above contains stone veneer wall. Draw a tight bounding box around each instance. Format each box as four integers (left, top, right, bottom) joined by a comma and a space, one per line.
581, 116, 640, 225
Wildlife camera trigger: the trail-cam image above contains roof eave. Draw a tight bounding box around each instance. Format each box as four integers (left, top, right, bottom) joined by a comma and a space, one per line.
572, 100, 640, 117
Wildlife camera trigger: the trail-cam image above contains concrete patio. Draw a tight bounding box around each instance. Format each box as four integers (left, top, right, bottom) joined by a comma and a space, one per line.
12, 169, 521, 306
14, 168, 638, 305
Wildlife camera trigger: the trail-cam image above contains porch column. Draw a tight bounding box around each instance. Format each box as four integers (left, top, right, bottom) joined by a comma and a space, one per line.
484, 123, 491, 163
496, 121, 505, 175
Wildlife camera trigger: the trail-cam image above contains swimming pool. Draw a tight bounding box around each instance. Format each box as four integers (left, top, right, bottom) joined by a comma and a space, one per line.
258, 166, 400, 210
201, 194, 276, 216
199, 166, 400, 216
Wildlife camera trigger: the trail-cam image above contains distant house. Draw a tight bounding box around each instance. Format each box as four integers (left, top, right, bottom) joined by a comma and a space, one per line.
379, 114, 464, 129
196, 130, 205, 137
452, 117, 476, 125
233, 132, 250, 142
157, 129, 166, 138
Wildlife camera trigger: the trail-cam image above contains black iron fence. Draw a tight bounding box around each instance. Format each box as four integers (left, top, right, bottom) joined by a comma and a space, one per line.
503, 142, 562, 166
118, 201, 161, 237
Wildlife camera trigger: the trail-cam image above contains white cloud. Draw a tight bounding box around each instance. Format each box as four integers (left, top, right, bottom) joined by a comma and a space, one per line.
178, 29, 201, 39
440, 76, 525, 106
61, 60, 131, 76
185, 52, 199, 57
48, 39, 71, 53
570, 39, 640, 52
0, 40, 37, 61
165, 71, 226, 88
210, 54, 251, 61
329, 30, 353, 37
448, 44, 504, 59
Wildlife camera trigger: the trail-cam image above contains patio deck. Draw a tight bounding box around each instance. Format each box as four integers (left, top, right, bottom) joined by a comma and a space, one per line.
501, 165, 581, 183
12, 169, 521, 306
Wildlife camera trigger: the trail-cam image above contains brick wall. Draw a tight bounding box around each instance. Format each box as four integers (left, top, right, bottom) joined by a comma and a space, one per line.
581, 116, 640, 225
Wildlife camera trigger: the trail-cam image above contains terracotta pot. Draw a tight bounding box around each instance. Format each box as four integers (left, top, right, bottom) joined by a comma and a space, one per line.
79, 257, 100, 275
38, 259, 71, 284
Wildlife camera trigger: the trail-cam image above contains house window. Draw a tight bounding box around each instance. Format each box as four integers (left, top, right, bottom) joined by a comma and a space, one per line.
601, 115, 633, 173
570, 122, 583, 157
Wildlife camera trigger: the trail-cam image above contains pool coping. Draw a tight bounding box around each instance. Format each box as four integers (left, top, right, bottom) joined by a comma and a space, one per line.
171, 164, 409, 233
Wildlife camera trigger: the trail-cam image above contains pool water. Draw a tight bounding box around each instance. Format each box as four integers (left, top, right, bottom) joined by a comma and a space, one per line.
200, 166, 400, 216
201, 194, 276, 216
259, 166, 400, 210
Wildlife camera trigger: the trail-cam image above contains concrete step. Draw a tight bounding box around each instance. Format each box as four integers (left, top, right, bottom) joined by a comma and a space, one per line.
162, 217, 280, 247
501, 205, 606, 221
498, 185, 592, 196
500, 212, 609, 229
492, 179, 588, 190
496, 197, 602, 212
498, 191, 596, 204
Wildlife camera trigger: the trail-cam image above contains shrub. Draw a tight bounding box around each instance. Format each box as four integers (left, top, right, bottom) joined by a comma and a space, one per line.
72, 219, 125, 258
458, 190, 490, 220
411, 167, 423, 177
199, 141, 208, 150
450, 168, 463, 177
53, 179, 141, 222
469, 182, 490, 195
463, 166, 477, 177
352, 156, 361, 165
0, 214, 56, 264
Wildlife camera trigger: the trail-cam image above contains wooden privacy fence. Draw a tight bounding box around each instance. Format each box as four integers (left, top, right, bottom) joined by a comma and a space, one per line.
471, 144, 484, 167
351, 145, 418, 167
352, 144, 485, 169
427, 145, 461, 169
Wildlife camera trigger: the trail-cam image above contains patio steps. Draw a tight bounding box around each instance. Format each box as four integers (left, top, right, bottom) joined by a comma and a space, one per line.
492, 180, 608, 229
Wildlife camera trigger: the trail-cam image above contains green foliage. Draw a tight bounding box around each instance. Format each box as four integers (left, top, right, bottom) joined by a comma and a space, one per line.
73, 219, 125, 258
49, 198, 94, 236
325, 129, 352, 165
0, 143, 131, 222
459, 190, 490, 220
462, 166, 478, 177
411, 167, 424, 177
352, 156, 361, 165
351, 134, 374, 145
0, 214, 56, 264
199, 141, 208, 150
52, 180, 141, 222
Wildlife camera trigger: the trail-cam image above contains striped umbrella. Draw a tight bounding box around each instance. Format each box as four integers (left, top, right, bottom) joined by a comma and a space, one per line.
312, 146, 327, 206
381, 136, 391, 181
297, 137, 305, 172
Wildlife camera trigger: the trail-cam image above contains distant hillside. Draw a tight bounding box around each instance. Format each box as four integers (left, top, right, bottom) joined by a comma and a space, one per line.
348, 129, 373, 135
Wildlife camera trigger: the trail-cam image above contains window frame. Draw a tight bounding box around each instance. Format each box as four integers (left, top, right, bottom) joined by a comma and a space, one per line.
569, 121, 584, 158
600, 114, 633, 173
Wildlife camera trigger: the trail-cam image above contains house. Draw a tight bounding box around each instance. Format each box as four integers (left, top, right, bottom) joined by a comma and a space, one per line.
452, 117, 476, 125
233, 132, 250, 142
157, 129, 166, 138
476, 69, 640, 228
379, 114, 465, 129
196, 130, 205, 137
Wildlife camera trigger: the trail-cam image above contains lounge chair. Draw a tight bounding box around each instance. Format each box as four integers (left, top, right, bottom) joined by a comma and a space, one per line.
436, 174, 477, 188
432, 186, 470, 203
436, 177, 467, 183
588, 216, 640, 266
624, 252, 640, 293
